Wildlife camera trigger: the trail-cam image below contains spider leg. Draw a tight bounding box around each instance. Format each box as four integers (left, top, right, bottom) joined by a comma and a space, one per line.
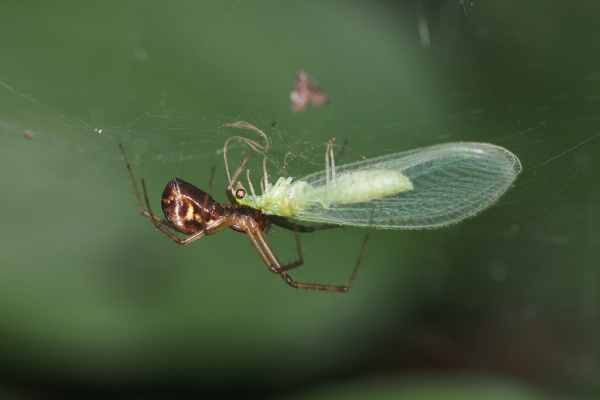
119, 143, 169, 226
240, 214, 374, 292
268, 218, 341, 273
178, 216, 232, 245
276, 227, 303, 273
242, 218, 302, 274
269, 216, 341, 233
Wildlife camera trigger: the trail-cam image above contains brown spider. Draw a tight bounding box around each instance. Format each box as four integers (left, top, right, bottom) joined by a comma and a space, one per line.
120, 122, 371, 291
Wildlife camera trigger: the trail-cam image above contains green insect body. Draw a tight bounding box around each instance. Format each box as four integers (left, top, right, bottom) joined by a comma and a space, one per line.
232, 141, 521, 229
237, 170, 413, 218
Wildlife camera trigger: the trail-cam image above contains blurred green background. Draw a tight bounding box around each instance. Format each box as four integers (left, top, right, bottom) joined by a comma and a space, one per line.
1, 1, 600, 399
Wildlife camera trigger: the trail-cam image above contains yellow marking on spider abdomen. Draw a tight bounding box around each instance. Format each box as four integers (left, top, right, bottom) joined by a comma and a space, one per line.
185, 204, 195, 221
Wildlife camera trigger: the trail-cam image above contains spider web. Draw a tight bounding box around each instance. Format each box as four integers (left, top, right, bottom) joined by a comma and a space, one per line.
0, 1, 461, 191
2, 0, 600, 395
2, 2, 599, 292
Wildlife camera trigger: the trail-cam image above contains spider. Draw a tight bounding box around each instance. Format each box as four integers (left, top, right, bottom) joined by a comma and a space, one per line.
119, 122, 371, 292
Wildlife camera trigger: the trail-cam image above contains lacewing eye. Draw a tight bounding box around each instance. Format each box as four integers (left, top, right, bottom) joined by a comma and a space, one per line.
236, 188, 246, 199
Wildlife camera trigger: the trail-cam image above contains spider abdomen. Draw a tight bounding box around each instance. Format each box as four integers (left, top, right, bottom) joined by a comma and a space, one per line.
161, 178, 225, 235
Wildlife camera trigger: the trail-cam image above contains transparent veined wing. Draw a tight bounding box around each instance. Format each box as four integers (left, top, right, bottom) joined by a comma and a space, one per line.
291, 142, 522, 229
